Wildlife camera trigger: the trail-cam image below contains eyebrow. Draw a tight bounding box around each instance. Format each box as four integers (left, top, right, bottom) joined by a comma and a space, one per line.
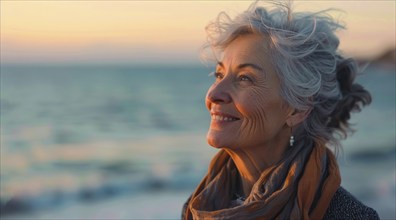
217, 62, 263, 72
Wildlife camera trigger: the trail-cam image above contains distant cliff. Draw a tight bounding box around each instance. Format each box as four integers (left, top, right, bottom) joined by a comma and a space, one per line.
373, 48, 396, 65
357, 47, 395, 70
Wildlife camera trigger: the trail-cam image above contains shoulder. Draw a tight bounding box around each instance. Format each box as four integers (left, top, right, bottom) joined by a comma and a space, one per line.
324, 187, 380, 220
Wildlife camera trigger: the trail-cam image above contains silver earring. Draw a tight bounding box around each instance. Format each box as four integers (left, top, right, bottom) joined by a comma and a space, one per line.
290, 135, 295, 147
289, 126, 294, 147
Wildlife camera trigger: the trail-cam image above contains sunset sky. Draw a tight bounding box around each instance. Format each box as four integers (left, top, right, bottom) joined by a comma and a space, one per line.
1, 1, 395, 64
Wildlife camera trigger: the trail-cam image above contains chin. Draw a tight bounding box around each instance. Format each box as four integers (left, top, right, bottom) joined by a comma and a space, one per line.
206, 132, 224, 149
206, 130, 235, 149
207, 136, 221, 149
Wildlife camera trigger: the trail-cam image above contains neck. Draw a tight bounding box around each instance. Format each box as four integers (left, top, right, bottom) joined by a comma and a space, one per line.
225, 138, 289, 197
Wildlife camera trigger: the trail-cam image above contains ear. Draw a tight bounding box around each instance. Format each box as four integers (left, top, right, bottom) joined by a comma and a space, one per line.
286, 107, 312, 127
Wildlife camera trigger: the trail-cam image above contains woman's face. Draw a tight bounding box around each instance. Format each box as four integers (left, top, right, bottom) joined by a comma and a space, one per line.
206, 34, 293, 151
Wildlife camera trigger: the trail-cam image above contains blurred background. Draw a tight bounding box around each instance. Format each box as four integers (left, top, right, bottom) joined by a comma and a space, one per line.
1, 1, 395, 219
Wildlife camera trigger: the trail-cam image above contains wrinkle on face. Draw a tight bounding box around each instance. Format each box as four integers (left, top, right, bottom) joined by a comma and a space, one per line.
206, 33, 291, 152
236, 69, 287, 148
205, 33, 297, 196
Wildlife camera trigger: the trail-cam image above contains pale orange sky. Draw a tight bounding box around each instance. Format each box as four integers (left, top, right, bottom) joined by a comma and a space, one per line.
1, 1, 395, 64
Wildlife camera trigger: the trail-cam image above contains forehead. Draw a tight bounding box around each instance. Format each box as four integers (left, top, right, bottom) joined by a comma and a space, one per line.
221, 34, 272, 66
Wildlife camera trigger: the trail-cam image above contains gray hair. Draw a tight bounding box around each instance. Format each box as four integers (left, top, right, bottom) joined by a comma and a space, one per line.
202, 1, 371, 153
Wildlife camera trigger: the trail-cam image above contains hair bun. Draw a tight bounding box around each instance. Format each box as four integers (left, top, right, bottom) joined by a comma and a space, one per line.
327, 58, 372, 135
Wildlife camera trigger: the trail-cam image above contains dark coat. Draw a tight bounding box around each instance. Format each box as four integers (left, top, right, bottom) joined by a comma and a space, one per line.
323, 187, 379, 220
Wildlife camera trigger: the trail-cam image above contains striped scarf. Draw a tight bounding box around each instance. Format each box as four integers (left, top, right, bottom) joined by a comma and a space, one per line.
183, 142, 341, 220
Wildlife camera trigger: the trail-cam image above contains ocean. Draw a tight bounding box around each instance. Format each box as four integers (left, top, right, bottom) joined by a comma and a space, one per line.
0, 64, 395, 219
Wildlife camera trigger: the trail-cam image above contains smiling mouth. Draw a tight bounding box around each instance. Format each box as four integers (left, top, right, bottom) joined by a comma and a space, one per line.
211, 113, 240, 122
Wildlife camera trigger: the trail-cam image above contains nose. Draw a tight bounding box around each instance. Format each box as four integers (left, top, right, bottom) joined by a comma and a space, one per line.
206, 83, 232, 104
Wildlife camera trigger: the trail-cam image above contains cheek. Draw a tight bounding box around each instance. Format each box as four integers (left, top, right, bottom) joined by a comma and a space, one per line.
239, 99, 267, 136
205, 86, 213, 111
238, 90, 285, 135
239, 89, 268, 120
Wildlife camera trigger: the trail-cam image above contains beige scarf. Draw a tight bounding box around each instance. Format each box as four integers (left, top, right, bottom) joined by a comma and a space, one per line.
183, 142, 341, 220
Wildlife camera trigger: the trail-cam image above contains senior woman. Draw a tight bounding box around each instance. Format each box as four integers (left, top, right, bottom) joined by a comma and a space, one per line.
182, 1, 379, 220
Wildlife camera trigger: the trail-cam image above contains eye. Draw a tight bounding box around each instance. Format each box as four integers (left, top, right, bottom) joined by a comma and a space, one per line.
210, 71, 224, 80
215, 72, 224, 79
238, 74, 252, 82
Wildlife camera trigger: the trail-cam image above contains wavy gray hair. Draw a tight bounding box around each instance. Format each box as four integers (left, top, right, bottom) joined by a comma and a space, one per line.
202, 1, 371, 153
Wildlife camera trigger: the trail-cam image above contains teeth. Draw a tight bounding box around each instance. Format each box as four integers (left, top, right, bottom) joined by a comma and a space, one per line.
212, 114, 237, 122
